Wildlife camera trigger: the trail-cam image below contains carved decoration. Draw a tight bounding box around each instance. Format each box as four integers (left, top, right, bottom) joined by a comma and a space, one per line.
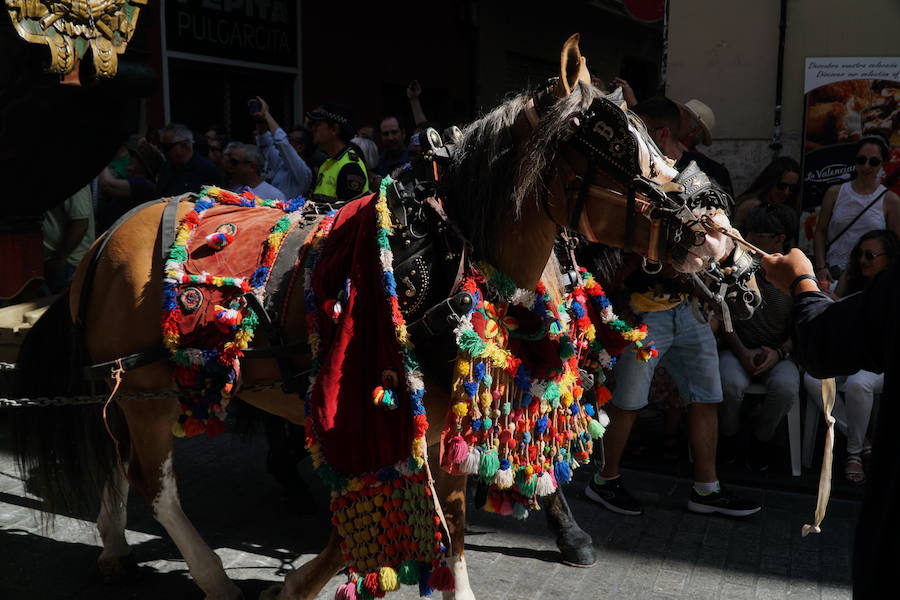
6, 0, 147, 78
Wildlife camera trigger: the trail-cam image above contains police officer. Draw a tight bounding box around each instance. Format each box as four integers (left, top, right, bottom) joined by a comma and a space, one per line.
307, 104, 369, 201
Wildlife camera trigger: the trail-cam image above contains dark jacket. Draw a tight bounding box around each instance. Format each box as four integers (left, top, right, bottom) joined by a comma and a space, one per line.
791, 262, 897, 600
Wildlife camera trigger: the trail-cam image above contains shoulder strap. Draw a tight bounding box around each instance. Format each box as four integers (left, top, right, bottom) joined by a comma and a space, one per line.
826, 188, 888, 251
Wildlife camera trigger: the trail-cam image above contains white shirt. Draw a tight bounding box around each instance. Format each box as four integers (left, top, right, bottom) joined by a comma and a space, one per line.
825, 182, 886, 270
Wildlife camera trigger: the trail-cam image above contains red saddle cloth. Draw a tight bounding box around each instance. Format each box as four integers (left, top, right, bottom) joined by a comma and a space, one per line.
175, 204, 287, 348
307, 194, 413, 476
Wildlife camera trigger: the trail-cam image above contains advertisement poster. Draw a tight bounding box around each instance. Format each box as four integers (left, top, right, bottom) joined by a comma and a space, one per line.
798, 57, 900, 253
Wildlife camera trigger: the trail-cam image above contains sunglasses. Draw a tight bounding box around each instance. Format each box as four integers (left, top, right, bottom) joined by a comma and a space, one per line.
861, 250, 887, 261
776, 182, 799, 192
854, 156, 883, 167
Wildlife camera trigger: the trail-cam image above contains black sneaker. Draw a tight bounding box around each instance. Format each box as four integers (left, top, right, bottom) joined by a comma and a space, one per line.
687, 486, 761, 517
584, 475, 643, 516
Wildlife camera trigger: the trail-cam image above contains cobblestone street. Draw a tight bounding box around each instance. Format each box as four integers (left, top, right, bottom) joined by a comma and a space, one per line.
0, 420, 856, 600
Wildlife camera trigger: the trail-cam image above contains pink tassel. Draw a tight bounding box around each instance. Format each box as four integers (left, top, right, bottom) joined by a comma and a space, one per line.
334, 581, 358, 600
428, 564, 455, 592
447, 435, 468, 464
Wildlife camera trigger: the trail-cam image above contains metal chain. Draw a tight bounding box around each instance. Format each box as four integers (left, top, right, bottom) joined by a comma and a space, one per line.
0, 382, 283, 408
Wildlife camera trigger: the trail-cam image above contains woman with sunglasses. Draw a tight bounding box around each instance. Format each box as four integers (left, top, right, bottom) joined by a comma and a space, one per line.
813, 136, 900, 285
733, 156, 801, 228
804, 228, 899, 484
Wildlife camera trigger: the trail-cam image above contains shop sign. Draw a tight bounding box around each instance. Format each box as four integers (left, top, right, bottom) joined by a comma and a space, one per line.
166, 0, 297, 67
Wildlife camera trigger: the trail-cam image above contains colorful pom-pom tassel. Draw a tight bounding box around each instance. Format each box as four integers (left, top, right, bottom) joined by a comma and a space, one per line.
335, 581, 359, 600
205, 231, 234, 250
535, 471, 557, 496
598, 409, 610, 427
372, 386, 396, 409
447, 435, 468, 464
478, 449, 500, 483
554, 459, 573, 485
493, 463, 514, 489
588, 418, 605, 439
428, 563, 455, 592
214, 305, 242, 330
378, 567, 400, 592
397, 560, 420, 585
459, 448, 481, 475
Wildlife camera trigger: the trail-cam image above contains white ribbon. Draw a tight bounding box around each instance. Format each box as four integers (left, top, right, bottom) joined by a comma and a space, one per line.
802, 377, 837, 536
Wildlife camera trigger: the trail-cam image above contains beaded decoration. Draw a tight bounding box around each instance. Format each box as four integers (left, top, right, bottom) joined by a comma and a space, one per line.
443, 263, 655, 518
302, 177, 453, 597
161, 186, 307, 437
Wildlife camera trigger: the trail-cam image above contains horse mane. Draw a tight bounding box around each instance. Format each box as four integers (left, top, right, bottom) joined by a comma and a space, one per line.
444, 80, 607, 261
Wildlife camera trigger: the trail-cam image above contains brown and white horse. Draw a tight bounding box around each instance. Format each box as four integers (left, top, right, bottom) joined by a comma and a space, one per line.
12, 36, 746, 600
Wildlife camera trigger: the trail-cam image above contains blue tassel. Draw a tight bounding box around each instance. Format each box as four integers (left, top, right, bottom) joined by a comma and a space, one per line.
554, 460, 572, 485
463, 381, 479, 397
473, 362, 486, 381
583, 403, 596, 417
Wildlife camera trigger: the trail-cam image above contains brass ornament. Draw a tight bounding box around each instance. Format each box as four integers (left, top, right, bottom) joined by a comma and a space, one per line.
6, 0, 147, 78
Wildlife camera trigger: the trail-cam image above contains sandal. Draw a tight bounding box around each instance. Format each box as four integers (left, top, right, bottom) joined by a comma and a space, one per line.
845, 454, 866, 485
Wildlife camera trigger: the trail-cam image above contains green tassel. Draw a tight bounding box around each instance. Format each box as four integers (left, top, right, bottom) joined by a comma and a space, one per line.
482, 417, 493, 430
517, 469, 537, 497
478, 449, 500, 483
588, 419, 605, 439
458, 329, 487, 356
542, 381, 560, 401
398, 560, 420, 585
169, 245, 188, 263
502, 402, 512, 415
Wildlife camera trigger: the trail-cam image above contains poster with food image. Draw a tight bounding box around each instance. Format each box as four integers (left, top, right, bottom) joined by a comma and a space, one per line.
798, 57, 900, 253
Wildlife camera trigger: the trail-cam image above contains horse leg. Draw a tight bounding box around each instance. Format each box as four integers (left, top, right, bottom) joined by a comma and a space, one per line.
431, 457, 475, 600
540, 486, 596, 567
96, 466, 140, 582
259, 527, 343, 600
124, 402, 242, 600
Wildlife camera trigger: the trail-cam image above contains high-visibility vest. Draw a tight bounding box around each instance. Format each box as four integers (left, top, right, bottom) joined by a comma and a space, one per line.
313, 146, 369, 199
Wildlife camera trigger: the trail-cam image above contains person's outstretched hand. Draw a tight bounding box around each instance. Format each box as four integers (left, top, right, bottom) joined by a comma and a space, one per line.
407, 80, 422, 100
762, 249, 815, 295
250, 96, 270, 120
610, 77, 638, 106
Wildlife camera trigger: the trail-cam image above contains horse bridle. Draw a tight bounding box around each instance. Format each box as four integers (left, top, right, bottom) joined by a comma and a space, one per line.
525, 80, 761, 326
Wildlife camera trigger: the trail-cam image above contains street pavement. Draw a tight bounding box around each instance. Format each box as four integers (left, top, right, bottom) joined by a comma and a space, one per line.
0, 420, 856, 600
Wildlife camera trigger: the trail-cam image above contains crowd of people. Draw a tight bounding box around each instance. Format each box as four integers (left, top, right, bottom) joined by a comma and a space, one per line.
38, 77, 898, 505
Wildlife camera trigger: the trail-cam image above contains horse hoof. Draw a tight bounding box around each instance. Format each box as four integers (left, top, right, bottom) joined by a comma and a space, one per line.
96, 552, 141, 584
259, 584, 283, 600
557, 530, 597, 568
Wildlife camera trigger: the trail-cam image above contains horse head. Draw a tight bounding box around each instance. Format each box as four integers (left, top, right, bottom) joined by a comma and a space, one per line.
525, 34, 762, 325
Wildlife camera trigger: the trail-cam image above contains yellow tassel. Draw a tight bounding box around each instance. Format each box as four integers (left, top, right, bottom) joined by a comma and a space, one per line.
452, 402, 469, 417
171, 421, 185, 437
379, 567, 400, 592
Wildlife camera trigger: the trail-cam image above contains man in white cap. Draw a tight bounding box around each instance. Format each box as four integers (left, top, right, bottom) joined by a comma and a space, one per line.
678, 98, 734, 198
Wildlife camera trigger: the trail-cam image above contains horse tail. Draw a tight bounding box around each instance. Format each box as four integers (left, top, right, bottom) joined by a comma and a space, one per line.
10, 290, 127, 521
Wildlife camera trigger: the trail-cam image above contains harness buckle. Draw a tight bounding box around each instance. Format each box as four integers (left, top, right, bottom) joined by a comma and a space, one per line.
641, 256, 663, 275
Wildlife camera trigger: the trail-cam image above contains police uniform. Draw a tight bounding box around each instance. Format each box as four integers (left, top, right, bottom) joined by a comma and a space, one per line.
312, 144, 369, 201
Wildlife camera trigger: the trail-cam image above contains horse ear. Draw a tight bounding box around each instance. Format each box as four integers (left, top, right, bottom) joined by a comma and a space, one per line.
555, 33, 592, 97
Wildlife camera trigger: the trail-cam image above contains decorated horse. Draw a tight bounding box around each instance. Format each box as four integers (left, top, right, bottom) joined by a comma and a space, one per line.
11, 35, 759, 600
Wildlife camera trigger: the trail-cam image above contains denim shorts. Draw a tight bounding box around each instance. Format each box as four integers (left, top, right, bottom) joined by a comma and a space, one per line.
611, 302, 723, 410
